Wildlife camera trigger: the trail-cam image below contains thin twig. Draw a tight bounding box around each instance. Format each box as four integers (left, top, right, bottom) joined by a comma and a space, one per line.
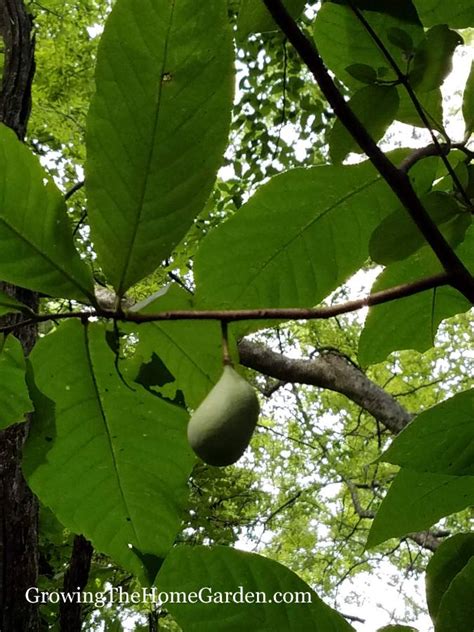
65, 180, 85, 201
0, 272, 452, 335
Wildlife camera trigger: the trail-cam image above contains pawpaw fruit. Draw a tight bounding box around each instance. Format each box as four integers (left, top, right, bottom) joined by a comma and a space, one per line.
187, 365, 260, 466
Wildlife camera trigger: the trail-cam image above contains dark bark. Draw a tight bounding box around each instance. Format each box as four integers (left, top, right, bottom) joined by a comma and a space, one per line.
0, 2, 39, 631
59, 536, 93, 632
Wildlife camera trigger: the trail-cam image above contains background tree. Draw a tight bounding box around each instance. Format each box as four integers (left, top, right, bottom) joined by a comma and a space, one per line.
0, 1, 473, 631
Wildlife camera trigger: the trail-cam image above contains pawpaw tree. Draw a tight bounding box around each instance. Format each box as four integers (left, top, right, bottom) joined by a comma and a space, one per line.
0, 1, 473, 631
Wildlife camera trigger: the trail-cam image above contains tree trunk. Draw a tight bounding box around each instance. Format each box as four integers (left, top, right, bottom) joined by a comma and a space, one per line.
0, 2, 39, 630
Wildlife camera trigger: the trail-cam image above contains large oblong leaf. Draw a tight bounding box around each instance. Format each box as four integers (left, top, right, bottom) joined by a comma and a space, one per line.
435, 557, 474, 632
367, 468, 474, 548
157, 545, 355, 631
381, 389, 474, 476
195, 161, 400, 310
86, 0, 234, 296
0, 335, 32, 429
24, 320, 194, 580
0, 125, 94, 301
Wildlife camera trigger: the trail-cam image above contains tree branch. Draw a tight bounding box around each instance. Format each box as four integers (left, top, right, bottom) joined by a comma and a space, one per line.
0, 272, 453, 335
238, 340, 412, 434
60, 535, 93, 632
262, 0, 474, 302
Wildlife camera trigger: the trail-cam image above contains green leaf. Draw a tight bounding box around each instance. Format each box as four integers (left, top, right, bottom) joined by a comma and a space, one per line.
24, 320, 194, 581
412, 0, 474, 28
409, 26, 463, 93
0, 124, 94, 301
329, 85, 399, 163
128, 285, 223, 409
358, 229, 473, 366
396, 85, 443, 129
367, 469, 474, 548
238, 0, 306, 38
426, 534, 474, 622
0, 290, 30, 317
369, 191, 468, 265
86, 0, 234, 295
435, 557, 474, 632
314, 2, 423, 90
0, 335, 32, 429
386, 27, 415, 54
462, 62, 474, 137
345, 64, 378, 84
157, 545, 355, 631
381, 390, 474, 476
195, 161, 400, 310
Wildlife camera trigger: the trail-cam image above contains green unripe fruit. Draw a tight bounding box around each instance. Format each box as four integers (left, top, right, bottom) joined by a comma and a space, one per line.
187, 365, 260, 466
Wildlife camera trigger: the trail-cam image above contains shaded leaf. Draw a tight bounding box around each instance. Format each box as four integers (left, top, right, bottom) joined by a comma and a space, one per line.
238, 0, 306, 38
462, 62, 474, 137
329, 85, 399, 162
387, 28, 415, 53
369, 191, 468, 265
358, 228, 473, 366
24, 320, 194, 581
86, 0, 234, 295
412, 0, 474, 28
157, 545, 355, 631
381, 390, 474, 476
426, 533, 474, 622
409, 25, 463, 93
0, 290, 30, 317
367, 469, 474, 548
345, 64, 378, 84
0, 335, 32, 429
396, 85, 443, 129
0, 124, 94, 301
128, 284, 223, 410
435, 557, 474, 632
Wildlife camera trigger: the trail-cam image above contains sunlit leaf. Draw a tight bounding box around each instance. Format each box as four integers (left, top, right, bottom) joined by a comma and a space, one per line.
86, 0, 234, 295
0, 124, 94, 301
